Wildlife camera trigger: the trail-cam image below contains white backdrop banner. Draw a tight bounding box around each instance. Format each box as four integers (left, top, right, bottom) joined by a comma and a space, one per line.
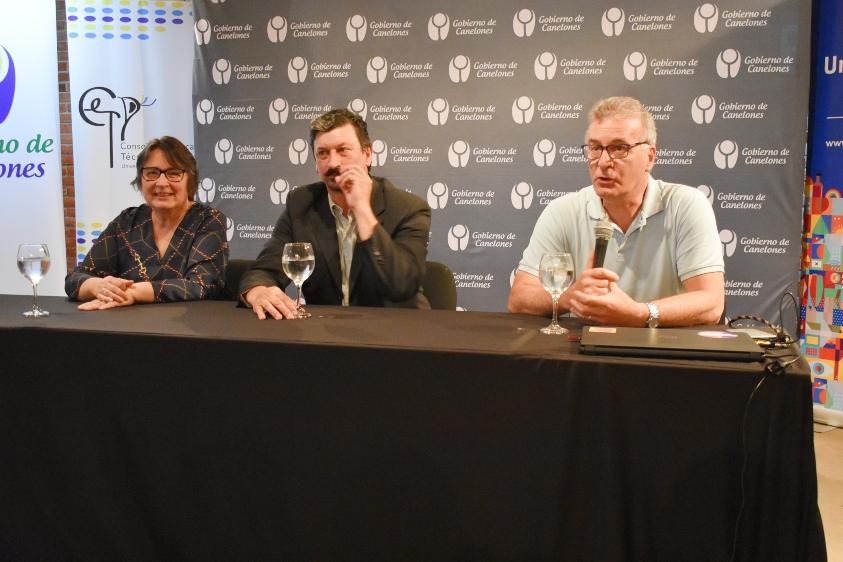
67, 0, 195, 265
0, 1, 66, 296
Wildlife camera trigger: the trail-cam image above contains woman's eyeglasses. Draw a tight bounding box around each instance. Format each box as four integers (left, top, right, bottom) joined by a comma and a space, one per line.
141, 167, 186, 182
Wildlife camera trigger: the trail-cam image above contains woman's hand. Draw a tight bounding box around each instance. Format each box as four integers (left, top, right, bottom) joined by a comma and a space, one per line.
79, 276, 134, 303
78, 276, 136, 310
78, 286, 137, 310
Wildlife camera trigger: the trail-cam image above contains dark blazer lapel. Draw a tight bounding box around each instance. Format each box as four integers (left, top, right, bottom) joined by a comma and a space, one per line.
311, 185, 343, 293
349, 177, 386, 289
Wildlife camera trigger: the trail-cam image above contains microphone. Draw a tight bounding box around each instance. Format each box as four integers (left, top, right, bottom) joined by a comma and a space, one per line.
593, 220, 613, 268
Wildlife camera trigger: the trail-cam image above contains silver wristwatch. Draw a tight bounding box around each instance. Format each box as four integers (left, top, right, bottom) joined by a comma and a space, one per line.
645, 302, 660, 328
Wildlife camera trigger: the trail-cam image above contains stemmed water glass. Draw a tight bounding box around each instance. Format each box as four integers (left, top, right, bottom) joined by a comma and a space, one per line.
539, 252, 573, 335
17, 244, 50, 318
282, 242, 315, 319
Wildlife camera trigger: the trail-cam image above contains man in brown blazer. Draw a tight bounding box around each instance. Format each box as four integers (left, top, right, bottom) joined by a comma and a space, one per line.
239, 109, 431, 319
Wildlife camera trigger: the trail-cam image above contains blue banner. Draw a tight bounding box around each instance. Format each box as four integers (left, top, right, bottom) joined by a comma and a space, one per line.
808, 0, 843, 182
804, 0, 843, 422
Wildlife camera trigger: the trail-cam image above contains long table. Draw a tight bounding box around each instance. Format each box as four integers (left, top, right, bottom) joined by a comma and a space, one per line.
0, 295, 825, 561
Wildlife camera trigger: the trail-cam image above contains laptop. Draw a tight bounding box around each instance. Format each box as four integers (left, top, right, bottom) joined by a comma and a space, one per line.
580, 326, 765, 362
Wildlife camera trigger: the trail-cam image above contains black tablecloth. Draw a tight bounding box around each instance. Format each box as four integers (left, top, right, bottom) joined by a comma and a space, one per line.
0, 296, 825, 561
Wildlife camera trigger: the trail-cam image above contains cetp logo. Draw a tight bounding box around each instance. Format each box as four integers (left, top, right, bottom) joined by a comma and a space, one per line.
270, 178, 290, 205
534, 52, 558, 80
691, 94, 716, 124
697, 184, 714, 205
288, 56, 308, 83
371, 139, 388, 166
269, 97, 289, 124
194, 19, 211, 45
0, 46, 16, 124
448, 140, 471, 167
602, 8, 625, 37
428, 13, 450, 40
212, 59, 232, 84
267, 16, 288, 42
347, 15, 367, 42
78, 86, 152, 168
623, 52, 647, 81
214, 139, 233, 164
427, 98, 450, 125
533, 139, 557, 167
511, 182, 534, 209
448, 224, 470, 251
347, 98, 368, 120
288, 138, 309, 165
694, 3, 719, 33
512, 96, 535, 124
367, 56, 388, 83
720, 229, 737, 257
714, 140, 739, 169
427, 182, 449, 209
196, 99, 215, 125
198, 178, 216, 203
716, 49, 741, 78
449, 55, 471, 83
513, 9, 536, 37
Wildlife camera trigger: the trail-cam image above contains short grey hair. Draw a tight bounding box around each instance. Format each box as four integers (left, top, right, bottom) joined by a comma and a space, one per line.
586, 96, 657, 146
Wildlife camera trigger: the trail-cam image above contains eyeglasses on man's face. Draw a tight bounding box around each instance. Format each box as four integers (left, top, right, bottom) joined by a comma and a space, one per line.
581, 141, 649, 161
141, 167, 186, 182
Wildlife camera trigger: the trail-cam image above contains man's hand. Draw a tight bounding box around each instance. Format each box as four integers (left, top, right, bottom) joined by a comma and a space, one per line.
336, 164, 378, 240
335, 164, 373, 214
244, 285, 299, 320
510, 266, 617, 317
567, 269, 647, 326
568, 266, 615, 298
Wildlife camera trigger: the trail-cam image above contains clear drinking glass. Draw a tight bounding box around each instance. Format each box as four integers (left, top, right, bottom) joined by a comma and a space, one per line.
539, 252, 573, 335
282, 242, 315, 319
17, 244, 50, 318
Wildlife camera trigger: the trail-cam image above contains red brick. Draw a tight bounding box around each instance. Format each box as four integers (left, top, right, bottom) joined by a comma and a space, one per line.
55, 0, 77, 271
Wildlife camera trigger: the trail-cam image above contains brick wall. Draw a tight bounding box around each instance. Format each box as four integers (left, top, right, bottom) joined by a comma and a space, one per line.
56, 0, 76, 273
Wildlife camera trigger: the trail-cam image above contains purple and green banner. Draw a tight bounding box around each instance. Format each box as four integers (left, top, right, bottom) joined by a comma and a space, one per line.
0, 2, 66, 295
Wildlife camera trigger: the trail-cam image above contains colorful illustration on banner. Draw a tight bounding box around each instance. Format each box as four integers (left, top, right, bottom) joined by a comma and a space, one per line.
803, 174, 843, 406
814, 377, 828, 404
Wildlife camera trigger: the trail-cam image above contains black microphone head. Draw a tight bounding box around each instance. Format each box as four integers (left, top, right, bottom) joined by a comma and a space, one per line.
592, 220, 613, 268
593, 220, 613, 241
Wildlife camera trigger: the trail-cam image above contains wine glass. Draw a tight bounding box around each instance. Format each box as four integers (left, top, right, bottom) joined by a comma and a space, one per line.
17, 244, 50, 318
282, 242, 315, 319
539, 252, 573, 335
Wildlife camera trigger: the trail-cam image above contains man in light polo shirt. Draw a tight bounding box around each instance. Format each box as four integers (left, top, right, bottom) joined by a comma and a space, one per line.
508, 96, 724, 327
